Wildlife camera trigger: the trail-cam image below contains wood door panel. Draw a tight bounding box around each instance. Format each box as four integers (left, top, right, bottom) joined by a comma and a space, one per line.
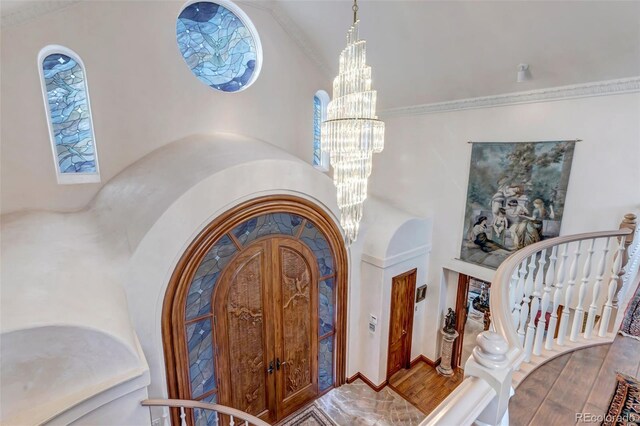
280, 247, 312, 397
215, 244, 275, 422
387, 282, 406, 376
387, 269, 417, 379
274, 240, 318, 419
226, 252, 267, 415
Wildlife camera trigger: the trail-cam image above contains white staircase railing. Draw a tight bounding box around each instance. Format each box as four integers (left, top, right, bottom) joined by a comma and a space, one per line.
422, 213, 637, 426
142, 399, 270, 426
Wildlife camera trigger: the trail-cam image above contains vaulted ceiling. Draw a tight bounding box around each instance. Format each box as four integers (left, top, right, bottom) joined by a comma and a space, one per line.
2, 0, 639, 110
274, 0, 640, 109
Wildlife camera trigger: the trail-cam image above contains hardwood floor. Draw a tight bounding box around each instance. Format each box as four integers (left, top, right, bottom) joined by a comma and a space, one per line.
388, 361, 464, 415
509, 335, 640, 425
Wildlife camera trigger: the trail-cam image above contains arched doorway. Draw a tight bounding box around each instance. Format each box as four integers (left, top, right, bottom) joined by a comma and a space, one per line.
162, 195, 348, 424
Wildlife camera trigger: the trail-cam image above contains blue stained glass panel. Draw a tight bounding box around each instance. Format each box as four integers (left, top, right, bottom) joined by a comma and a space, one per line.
194, 393, 218, 426
319, 278, 334, 336
300, 221, 334, 276
187, 319, 215, 398
177, 2, 259, 92
186, 234, 238, 320
313, 95, 322, 166
232, 213, 303, 246
42, 53, 96, 174
318, 336, 334, 391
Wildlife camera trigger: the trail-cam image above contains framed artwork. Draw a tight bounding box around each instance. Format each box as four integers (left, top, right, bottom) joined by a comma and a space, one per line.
460, 140, 577, 269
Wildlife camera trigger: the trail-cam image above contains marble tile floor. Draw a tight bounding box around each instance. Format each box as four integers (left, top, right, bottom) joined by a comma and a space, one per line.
314, 379, 426, 425
461, 316, 485, 364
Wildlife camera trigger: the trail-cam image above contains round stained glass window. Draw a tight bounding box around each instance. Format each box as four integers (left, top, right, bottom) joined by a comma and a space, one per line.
176, 1, 262, 92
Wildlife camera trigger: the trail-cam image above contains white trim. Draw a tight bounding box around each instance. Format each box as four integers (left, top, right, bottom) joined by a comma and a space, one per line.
362, 244, 432, 269
37, 45, 101, 185
381, 77, 640, 118
177, 0, 263, 93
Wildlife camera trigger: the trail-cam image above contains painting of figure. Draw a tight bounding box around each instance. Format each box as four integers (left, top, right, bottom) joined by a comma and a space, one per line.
460, 141, 576, 269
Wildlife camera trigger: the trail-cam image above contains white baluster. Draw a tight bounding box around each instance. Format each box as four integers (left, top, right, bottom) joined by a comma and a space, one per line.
532, 249, 547, 356
535, 247, 555, 354
510, 264, 522, 329
599, 236, 627, 336
585, 238, 610, 339
162, 408, 170, 426
523, 253, 538, 362
230, 414, 235, 426
516, 261, 528, 346
558, 241, 582, 346
571, 239, 595, 341
244, 421, 249, 426
215, 411, 219, 426
546, 244, 568, 350
180, 407, 187, 426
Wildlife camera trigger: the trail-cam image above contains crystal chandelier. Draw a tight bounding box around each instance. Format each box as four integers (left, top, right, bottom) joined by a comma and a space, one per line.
321, 0, 384, 245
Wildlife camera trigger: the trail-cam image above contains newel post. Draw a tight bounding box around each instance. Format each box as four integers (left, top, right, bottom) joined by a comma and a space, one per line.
613, 213, 637, 308
464, 331, 513, 426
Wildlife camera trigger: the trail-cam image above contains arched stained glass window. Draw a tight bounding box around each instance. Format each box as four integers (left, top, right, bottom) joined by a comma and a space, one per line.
176, 1, 262, 92
313, 90, 330, 171
38, 46, 100, 184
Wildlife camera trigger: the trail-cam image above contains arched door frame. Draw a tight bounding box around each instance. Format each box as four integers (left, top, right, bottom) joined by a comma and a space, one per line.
162, 195, 348, 410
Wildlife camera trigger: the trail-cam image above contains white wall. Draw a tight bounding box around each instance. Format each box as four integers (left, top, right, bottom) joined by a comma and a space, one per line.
0, 0, 328, 214
370, 92, 640, 360
355, 198, 432, 385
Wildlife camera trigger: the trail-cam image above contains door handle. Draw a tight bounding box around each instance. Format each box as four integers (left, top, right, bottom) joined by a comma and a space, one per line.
276, 358, 287, 370
267, 361, 274, 374
402, 329, 407, 336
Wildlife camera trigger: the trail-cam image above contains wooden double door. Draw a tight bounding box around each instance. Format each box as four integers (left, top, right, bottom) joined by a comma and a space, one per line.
213, 237, 319, 423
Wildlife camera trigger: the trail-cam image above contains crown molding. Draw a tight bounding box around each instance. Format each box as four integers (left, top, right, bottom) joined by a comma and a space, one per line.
380, 76, 640, 118
1, 0, 82, 28
362, 244, 432, 269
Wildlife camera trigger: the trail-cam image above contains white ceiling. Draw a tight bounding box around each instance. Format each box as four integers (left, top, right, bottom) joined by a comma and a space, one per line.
274, 0, 640, 109
2, 0, 639, 109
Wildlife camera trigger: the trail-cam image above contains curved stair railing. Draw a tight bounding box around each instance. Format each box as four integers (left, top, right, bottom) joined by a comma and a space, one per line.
422, 213, 638, 426
142, 399, 270, 426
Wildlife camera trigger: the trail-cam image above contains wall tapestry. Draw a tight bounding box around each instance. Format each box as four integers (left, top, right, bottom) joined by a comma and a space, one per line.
460, 141, 576, 269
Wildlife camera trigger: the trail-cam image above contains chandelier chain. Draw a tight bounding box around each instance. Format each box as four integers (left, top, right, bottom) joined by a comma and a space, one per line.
352, 0, 358, 23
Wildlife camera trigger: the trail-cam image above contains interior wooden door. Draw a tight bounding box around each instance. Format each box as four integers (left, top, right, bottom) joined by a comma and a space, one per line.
453, 274, 470, 368
387, 269, 417, 379
272, 238, 318, 419
214, 242, 277, 423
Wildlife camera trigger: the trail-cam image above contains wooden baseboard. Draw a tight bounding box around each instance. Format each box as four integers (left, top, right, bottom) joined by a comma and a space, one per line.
346, 372, 387, 392
410, 354, 441, 368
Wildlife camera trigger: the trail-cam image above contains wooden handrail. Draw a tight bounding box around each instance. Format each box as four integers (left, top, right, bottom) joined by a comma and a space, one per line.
490, 228, 633, 351
141, 399, 270, 426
